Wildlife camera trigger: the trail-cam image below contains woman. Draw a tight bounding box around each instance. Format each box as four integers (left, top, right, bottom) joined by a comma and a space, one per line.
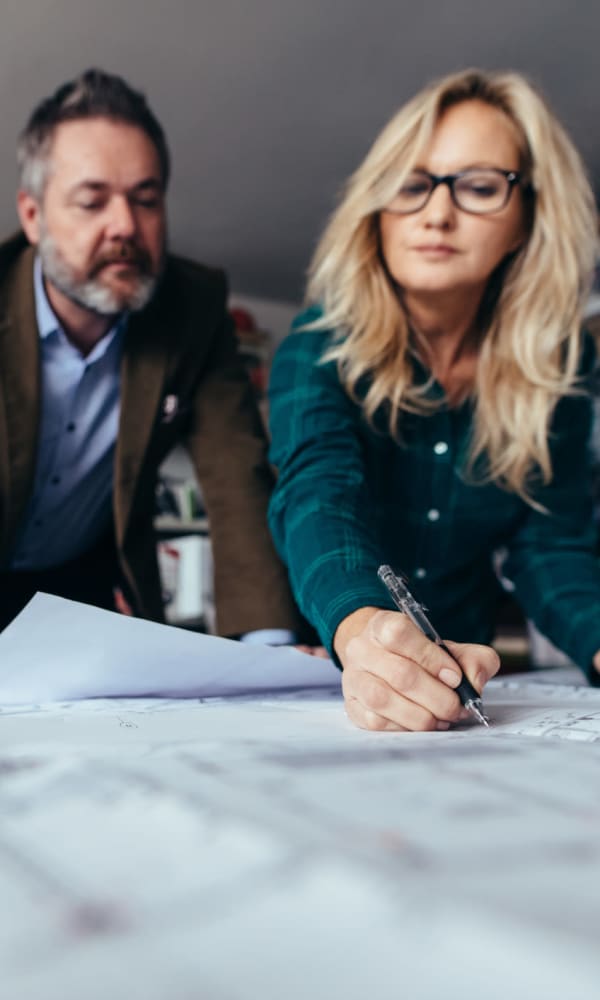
268, 68, 600, 732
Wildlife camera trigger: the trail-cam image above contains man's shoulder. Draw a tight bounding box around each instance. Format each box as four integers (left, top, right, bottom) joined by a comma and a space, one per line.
161, 252, 227, 301
0, 231, 33, 280
131, 252, 230, 349
0, 232, 36, 320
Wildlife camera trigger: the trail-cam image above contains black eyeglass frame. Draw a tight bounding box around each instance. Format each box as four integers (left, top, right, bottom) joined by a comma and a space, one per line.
385, 168, 523, 216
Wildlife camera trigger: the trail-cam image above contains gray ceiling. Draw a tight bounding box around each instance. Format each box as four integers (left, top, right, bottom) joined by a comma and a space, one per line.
0, 0, 598, 301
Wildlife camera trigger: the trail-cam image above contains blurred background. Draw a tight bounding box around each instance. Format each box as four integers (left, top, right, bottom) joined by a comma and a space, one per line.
0, 0, 598, 318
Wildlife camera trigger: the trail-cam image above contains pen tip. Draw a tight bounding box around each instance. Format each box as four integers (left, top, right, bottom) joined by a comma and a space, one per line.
468, 702, 490, 727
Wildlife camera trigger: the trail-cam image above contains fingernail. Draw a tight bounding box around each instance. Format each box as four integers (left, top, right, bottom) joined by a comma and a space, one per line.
474, 671, 486, 692
436, 720, 450, 731
439, 667, 461, 688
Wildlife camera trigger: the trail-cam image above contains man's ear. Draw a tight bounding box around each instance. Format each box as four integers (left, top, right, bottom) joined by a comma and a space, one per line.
16, 190, 42, 245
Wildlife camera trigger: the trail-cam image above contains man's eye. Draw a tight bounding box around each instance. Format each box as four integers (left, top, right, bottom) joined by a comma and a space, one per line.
133, 196, 161, 209
77, 202, 103, 211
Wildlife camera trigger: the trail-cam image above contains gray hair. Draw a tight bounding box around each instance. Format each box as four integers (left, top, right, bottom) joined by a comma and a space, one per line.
18, 68, 170, 199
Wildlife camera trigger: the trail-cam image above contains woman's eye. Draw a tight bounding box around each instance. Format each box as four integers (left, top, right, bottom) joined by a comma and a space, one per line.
466, 184, 498, 198
459, 174, 503, 199
399, 180, 430, 196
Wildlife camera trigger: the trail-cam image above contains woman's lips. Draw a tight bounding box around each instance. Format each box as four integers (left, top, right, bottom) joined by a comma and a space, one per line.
413, 244, 459, 257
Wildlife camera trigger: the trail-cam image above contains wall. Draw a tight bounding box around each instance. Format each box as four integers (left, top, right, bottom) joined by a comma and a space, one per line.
1, 0, 598, 303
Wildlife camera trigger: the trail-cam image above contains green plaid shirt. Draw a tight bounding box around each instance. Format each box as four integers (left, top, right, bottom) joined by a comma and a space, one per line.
268, 310, 600, 682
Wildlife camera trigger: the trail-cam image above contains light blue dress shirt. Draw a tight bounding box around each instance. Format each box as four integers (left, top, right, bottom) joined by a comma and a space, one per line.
11, 258, 125, 570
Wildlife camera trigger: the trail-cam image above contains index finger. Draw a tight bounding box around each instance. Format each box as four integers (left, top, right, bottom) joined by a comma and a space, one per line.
443, 640, 501, 693
367, 610, 464, 688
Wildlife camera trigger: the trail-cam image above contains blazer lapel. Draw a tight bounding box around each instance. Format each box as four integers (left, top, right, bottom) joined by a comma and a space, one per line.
114, 294, 169, 546
0, 244, 40, 557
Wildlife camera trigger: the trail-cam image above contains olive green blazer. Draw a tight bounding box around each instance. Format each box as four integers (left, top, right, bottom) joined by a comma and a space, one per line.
0, 233, 300, 637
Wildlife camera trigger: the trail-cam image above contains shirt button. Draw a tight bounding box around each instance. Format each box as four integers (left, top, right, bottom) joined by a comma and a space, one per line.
427, 508, 440, 522
433, 441, 448, 455
51, 476, 61, 485
415, 567, 427, 579
66, 423, 76, 432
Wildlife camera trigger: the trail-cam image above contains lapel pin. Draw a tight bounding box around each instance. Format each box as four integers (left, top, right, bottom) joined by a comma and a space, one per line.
162, 394, 179, 423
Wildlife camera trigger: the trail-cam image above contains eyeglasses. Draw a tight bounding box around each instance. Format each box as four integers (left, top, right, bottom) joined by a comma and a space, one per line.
385, 168, 522, 216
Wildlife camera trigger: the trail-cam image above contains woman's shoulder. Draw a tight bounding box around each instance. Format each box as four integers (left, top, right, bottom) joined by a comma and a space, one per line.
290, 303, 326, 331
274, 305, 338, 366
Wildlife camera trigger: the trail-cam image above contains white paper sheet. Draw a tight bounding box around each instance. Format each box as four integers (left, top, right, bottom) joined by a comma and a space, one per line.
0, 593, 341, 704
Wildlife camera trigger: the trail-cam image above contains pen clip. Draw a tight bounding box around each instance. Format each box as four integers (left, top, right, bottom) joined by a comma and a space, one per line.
377, 564, 439, 642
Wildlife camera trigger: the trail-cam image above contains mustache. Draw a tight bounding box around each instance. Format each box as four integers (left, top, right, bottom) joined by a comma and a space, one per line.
90, 243, 154, 275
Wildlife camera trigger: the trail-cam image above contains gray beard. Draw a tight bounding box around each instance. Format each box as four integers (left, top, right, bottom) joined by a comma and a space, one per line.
38, 226, 161, 316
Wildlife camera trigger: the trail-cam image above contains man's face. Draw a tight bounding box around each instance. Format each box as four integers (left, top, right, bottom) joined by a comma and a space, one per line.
18, 117, 167, 315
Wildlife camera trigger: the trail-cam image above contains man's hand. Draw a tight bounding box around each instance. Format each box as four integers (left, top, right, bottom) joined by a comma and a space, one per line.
294, 645, 330, 658
593, 650, 600, 676
114, 588, 133, 616
334, 607, 500, 732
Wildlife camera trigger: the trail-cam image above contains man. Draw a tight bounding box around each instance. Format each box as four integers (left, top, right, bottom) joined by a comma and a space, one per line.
0, 68, 301, 640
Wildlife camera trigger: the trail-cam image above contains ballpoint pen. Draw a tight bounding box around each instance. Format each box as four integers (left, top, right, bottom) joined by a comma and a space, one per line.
377, 564, 489, 727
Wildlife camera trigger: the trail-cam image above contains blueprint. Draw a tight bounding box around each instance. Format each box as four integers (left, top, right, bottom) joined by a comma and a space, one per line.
2, 668, 600, 1000
483, 673, 600, 740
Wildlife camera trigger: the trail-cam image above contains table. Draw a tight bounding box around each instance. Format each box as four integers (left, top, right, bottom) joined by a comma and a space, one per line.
2, 669, 600, 999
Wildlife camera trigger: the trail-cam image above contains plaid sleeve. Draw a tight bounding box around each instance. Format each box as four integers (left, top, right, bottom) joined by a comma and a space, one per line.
268, 320, 390, 652
503, 386, 600, 680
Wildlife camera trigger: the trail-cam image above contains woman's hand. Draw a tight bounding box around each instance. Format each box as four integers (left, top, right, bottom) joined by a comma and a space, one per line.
334, 607, 500, 732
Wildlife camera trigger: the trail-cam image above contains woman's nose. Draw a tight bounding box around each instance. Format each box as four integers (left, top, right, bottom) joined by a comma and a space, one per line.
421, 182, 456, 227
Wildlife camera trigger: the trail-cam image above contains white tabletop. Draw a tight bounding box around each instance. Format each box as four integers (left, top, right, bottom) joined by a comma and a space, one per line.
1, 664, 600, 1000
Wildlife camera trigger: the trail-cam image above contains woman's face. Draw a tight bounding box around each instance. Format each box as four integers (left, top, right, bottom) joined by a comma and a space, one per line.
379, 100, 527, 306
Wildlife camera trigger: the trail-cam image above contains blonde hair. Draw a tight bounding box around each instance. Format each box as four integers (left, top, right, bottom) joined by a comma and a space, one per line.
305, 68, 598, 501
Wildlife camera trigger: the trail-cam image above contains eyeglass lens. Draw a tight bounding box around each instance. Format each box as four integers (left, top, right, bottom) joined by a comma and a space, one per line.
388, 170, 513, 215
